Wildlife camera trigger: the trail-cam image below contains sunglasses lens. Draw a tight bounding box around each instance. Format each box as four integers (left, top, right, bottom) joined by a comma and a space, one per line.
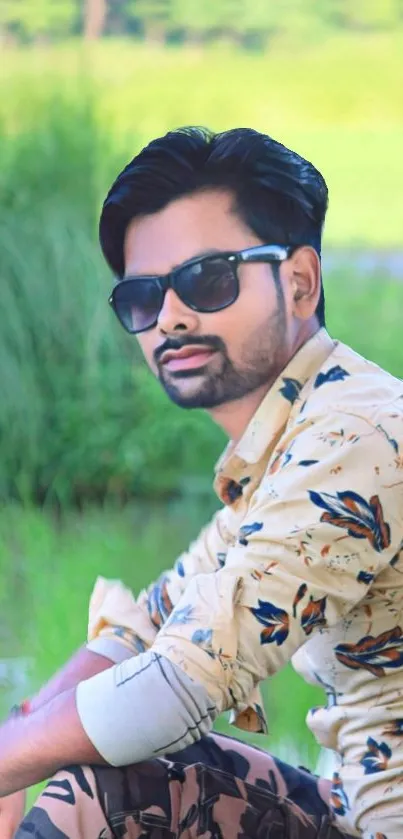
112, 280, 162, 333
111, 259, 238, 332
178, 258, 237, 311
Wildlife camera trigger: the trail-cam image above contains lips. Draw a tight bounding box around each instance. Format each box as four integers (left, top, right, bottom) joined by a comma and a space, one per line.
160, 346, 215, 372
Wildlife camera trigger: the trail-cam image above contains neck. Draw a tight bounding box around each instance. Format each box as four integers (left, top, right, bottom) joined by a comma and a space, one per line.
209, 320, 319, 442
209, 380, 272, 441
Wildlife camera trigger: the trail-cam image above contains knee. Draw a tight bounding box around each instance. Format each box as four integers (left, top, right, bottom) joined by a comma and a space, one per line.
16, 765, 111, 839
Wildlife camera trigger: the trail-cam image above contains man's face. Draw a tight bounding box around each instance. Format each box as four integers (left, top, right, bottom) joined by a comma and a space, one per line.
123, 189, 296, 410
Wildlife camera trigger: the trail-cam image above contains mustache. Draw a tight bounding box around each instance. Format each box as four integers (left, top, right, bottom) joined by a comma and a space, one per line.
154, 335, 226, 365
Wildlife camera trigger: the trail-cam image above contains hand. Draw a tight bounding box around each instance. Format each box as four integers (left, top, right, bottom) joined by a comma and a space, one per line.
0, 789, 26, 837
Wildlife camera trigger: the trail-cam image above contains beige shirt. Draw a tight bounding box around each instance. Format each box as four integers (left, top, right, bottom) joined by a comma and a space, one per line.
87, 329, 403, 838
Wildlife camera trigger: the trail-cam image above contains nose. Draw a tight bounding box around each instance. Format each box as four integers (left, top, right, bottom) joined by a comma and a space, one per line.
156, 288, 200, 335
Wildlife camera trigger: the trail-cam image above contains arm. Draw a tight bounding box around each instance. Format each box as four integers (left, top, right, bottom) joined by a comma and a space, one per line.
13, 507, 227, 715
0, 647, 118, 831
0, 655, 215, 794
28, 646, 121, 713
0, 509, 228, 794
0, 642, 131, 828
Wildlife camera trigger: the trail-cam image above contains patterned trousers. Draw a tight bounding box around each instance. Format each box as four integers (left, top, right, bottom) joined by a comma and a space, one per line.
16, 733, 355, 838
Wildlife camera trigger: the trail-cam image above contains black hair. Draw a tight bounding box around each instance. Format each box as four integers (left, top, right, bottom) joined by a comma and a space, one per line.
99, 127, 328, 325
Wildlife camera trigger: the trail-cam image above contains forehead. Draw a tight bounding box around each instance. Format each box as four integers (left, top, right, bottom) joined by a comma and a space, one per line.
123, 188, 262, 276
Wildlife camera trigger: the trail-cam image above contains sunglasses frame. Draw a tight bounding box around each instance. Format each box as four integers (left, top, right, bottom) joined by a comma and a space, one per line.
109, 243, 294, 334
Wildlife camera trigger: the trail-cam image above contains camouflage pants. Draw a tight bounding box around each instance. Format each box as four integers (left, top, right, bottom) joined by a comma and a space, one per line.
16, 732, 354, 838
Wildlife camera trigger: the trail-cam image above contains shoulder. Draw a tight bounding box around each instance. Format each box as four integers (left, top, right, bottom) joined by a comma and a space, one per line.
293, 340, 403, 439
261, 347, 403, 550
265, 340, 403, 501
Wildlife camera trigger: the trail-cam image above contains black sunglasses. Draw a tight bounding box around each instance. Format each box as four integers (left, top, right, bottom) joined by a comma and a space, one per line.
108, 244, 293, 334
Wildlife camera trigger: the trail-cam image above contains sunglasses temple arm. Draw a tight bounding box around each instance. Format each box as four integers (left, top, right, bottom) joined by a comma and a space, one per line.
238, 254, 284, 264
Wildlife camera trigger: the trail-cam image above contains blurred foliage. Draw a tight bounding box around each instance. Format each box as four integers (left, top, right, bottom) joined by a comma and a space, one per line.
0, 4, 401, 801
0, 36, 402, 506
0, 82, 225, 505
1, 0, 403, 45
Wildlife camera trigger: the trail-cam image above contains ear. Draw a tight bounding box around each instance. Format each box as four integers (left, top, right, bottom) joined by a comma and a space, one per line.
288, 246, 321, 320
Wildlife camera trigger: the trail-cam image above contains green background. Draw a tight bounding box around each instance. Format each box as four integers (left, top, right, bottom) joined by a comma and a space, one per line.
0, 1, 402, 803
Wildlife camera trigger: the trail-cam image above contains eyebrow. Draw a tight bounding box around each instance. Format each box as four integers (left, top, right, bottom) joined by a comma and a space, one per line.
124, 248, 224, 279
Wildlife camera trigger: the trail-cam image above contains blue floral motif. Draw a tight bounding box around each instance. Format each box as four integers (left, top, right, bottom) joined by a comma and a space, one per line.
383, 718, 403, 737
133, 636, 147, 654
298, 459, 319, 467
239, 521, 263, 546
301, 595, 327, 636
250, 599, 290, 646
308, 489, 391, 552
147, 575, 174, 628
335, 626, 403, 677
312, 671, 340, 707
226, 480, 243, 503
376, 423, 399, 454
216, 552, 227, 568
113, 627, 147, 654
357, 569, 375, 585
292, 582, 307, 617
390, 547, 403, 568
330, 772, 349, 816
191, 628, 213, 645
165, 603, 194, 627
279, 377, 303, 404
283, 452, 293, 468
175, 559, 185, 577
314, 366, 350, 388
360, 736, 392, 774
269, 446, 293, 475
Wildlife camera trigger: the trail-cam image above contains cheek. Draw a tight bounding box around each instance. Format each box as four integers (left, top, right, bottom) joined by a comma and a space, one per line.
231, 279, 277, 329
201, 291, 274, 351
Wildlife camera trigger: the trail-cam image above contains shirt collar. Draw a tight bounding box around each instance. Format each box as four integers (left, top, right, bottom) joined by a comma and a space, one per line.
214, 328, 335, 489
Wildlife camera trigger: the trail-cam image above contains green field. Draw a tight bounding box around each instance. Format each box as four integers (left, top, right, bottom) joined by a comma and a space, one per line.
0, 34, 402, 802
2, 34, 403, 246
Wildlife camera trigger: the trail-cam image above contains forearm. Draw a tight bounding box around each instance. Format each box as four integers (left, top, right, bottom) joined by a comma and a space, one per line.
0, 689, 104, 795
0, 652, 216, 795
29, 644, 129, 712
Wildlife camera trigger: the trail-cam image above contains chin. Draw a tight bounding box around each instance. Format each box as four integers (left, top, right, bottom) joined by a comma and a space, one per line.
160, 378, 207, 408
165, 388, 202, 409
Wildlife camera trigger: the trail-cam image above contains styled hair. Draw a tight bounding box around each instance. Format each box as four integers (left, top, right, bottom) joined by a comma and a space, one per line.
99, 127, 329, 325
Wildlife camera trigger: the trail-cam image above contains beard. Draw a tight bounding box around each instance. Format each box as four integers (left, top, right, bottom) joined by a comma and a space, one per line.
156, 298, 288, 410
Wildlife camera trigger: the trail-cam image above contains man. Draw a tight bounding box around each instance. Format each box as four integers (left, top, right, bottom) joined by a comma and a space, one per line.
2, 127, 402, 838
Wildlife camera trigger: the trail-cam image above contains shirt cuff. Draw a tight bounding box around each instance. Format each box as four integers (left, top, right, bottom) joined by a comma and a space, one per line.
86, 637, 135, 664
76, 651, 217, 766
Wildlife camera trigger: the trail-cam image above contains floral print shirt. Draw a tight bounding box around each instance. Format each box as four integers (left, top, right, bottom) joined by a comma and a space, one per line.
87, 329, 403, 838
